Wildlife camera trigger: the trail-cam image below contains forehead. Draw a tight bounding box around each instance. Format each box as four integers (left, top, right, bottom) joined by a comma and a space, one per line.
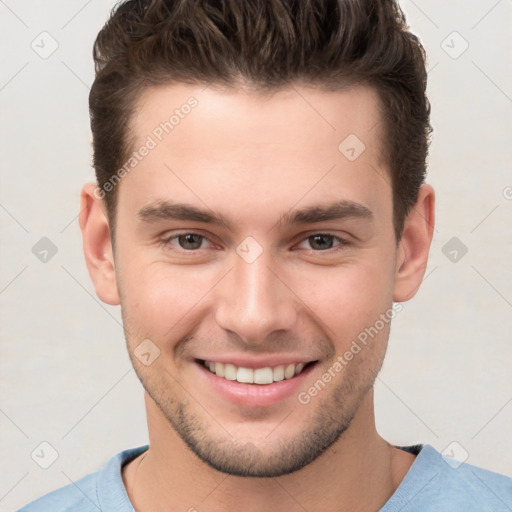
132, 82, 384, 157
119, 82, 391, 229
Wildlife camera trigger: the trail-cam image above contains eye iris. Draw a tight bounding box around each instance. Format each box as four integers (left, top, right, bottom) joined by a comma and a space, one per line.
309, 234, 334, 250
178, 234, 203, 250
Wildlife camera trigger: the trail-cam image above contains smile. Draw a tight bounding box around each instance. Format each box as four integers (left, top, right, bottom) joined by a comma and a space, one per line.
201, 360, 312, 385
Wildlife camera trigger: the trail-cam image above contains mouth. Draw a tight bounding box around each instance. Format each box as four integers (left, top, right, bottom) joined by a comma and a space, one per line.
194, 357, 319, 407
197, 359, 317, 384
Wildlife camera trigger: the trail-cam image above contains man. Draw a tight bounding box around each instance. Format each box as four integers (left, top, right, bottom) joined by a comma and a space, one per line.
19, 0, 512, 510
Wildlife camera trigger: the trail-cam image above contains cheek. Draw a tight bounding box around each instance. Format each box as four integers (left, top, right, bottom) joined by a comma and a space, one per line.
118, 258, 217, 343
293, 257, 396, 343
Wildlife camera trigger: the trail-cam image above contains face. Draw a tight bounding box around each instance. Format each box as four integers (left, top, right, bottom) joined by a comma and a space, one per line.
88, 83, 418, 477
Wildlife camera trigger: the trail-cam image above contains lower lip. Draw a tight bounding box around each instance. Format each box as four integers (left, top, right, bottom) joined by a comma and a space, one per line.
195, 361, 317, 408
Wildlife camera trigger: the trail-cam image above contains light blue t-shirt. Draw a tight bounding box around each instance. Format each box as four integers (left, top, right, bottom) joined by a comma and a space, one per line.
18, 444, 512, 511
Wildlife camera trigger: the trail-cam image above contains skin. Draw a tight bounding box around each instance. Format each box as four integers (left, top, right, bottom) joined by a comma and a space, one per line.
79, 83, 434, 511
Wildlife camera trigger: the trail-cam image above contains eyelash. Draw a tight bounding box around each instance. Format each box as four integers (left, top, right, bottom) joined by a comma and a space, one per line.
158, 231, 350, 255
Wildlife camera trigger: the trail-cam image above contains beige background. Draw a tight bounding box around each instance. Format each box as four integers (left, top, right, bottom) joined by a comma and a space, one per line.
1, 1, 511, 510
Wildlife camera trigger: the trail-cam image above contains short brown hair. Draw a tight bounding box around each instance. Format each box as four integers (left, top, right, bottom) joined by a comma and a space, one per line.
89, 0, 431, 240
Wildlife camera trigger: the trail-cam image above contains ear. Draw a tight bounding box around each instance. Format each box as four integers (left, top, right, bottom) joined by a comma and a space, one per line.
79, 183, 120, 305
393, 184, 435, 302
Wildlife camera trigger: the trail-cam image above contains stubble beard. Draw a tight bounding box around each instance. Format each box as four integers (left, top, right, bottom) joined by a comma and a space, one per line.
130, 349, 385, 478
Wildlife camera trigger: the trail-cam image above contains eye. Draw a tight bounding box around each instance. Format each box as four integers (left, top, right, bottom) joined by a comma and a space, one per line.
159, 231, 348, 254
161, 232, 210, 251
296, 233, 347, 252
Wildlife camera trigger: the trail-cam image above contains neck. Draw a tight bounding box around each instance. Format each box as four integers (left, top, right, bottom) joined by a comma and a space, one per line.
123, 389, 415, 512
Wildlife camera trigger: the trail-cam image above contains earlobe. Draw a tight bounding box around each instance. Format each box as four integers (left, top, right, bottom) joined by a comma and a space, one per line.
79, 183, 120, 306
393, 184, 435, 302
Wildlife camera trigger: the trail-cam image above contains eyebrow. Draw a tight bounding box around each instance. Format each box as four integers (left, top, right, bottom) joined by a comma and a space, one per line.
278, 200, 373, 226
138, 201, 232, 228
137, 199, 373, 230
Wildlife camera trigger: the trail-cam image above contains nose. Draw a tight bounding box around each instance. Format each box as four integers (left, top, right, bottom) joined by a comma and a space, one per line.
214, 248, 298, 345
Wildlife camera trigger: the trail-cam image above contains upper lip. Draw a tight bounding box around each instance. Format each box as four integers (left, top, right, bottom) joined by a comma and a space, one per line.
196, 355, 318, 368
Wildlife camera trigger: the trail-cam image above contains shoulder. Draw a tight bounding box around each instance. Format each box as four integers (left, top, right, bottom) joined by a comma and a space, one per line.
382, 444, 512, 511
17, 470, 100, 512
17, 445, 149, 512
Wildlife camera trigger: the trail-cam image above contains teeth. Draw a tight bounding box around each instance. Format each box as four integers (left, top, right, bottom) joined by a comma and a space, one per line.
273, 365, 285, 381
254, 367, 273, 384
284, 364, 295, 379
237, 367, 254, 383
224, 363, 237, 381
203, 360, 310, 385
214, 362, 225, 378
